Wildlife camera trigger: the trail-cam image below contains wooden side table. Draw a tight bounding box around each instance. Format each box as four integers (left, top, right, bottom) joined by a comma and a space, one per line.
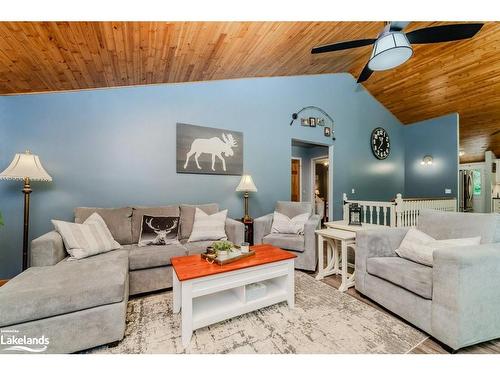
242, 219, 254, 245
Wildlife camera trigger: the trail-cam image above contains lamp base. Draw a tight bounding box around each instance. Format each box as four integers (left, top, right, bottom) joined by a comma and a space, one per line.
242, 192, 253, 223
242, 215, 253, 223
22, 177, 32, 271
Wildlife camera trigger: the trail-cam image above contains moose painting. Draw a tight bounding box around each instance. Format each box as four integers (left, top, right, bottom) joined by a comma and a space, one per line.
176, 123, 243, 175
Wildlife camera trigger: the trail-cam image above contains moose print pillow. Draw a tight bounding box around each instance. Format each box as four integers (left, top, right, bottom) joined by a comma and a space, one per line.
138, 215, 180, 247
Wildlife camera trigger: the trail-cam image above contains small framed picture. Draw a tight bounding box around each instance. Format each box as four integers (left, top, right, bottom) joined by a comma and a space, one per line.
300, 118, 309, 126
317, 118, 325, 126
324, 127, 331, 137
309, 117, 316, 127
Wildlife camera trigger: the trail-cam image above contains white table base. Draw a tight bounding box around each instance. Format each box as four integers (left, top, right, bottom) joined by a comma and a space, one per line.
173, 259, 295, 347
316, 232, 356, 292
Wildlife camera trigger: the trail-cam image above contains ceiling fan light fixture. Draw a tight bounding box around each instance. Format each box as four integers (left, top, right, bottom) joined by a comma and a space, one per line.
368, 32, 413, 71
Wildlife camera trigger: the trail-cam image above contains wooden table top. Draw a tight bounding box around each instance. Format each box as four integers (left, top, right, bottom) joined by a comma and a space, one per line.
315, 228, 356, 240
171, 244, 296, 281
324, 220, 382, 232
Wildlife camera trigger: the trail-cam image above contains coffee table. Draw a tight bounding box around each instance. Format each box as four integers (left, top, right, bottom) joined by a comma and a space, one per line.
171, 244, 296, 347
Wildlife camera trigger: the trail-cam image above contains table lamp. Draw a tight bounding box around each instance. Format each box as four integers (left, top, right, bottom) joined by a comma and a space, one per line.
0, 150, 52, 270
236, 174, 258, 222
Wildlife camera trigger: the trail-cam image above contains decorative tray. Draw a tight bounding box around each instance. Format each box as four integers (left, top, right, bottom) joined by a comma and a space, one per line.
201, 249, 256, 265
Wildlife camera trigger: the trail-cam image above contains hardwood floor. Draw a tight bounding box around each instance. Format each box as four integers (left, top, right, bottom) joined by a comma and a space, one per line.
309, 272, 500, 354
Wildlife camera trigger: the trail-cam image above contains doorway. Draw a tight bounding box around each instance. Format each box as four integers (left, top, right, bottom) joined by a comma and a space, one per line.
291, 158, 302, 202
312, 157, 329, 222
459, 163, 486, 213
291, 139, 331, 220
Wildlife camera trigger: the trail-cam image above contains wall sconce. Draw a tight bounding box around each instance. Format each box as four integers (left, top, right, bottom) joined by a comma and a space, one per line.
420, 155, 433, 166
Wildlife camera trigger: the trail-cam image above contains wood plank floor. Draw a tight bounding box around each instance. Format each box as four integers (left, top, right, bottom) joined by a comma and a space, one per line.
308, 272, 500, 354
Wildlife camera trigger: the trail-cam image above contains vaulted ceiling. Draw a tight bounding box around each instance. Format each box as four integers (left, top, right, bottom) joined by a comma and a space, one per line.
0, 21, 498, 162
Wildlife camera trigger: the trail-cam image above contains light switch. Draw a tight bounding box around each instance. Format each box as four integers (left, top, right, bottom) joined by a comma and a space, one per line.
445, 189, 452, 194
351, 188, 355, 194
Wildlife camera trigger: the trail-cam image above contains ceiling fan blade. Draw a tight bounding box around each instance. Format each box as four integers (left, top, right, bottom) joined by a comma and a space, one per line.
357, 63, 373, 83
311, 38, 376, 54
406, 23, 483, 44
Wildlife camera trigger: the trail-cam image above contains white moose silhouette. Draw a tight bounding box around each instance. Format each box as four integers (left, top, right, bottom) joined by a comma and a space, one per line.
145, 217, 178, 245
183, 133, 238, 172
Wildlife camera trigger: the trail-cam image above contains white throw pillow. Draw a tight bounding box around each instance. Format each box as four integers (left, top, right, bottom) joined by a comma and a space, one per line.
52, 212, 122, 260
271, 211, 310, 235
396, 228, 481, 267
188, 208, 228, 242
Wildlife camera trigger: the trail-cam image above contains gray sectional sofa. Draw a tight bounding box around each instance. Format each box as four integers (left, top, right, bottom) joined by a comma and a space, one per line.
356, 209, 500, 351
0, 203, 244, 354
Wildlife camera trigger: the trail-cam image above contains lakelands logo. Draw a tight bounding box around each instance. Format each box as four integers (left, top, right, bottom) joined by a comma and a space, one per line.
1, 329, 49, 353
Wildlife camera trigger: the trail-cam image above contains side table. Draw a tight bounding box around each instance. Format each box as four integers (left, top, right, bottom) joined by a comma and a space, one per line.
241, 218, 254, 245
315, 228, 356, 292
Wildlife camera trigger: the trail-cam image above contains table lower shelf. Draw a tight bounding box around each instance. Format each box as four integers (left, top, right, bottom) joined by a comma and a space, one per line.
192, 276, 287, 330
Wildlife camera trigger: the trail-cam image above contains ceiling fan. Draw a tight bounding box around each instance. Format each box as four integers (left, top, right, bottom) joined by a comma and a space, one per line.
311, 22, 484, 83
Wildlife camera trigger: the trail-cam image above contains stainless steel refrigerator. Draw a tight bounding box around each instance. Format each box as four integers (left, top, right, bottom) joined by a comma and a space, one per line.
459, 170, 474, 212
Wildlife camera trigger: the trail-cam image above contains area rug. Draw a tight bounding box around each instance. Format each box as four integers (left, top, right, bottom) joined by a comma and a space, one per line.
87, 272, 426, 354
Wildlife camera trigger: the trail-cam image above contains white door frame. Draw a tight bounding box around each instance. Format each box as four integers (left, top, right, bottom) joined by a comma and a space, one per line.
311, 155, 329, 202
311, 155, 330, 218
459, 162, 486, 213
291, 157, 302, 201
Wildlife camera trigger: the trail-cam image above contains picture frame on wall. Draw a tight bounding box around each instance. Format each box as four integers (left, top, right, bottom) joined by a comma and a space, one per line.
300, 118, 309, 126
176, 123, 243, 176
324, 127, 331, 137
309, 117, 316, 127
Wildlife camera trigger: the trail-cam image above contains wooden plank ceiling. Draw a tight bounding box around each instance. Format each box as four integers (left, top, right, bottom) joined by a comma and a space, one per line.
0, 21, 498, 162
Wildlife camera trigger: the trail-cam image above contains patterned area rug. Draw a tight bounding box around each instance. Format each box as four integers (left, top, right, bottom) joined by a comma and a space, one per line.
88, 272, 426, 354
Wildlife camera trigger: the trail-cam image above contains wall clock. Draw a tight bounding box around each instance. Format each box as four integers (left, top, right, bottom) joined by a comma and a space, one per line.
371, 127, 390, 160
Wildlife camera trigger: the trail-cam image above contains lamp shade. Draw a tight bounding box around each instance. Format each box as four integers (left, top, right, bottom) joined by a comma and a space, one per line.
368, 32, 413, 71
0, 151, 52, 181
236, 174, 257, 192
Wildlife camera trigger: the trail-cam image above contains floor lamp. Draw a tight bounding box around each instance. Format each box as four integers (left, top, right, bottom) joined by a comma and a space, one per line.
0, 150, 52, 271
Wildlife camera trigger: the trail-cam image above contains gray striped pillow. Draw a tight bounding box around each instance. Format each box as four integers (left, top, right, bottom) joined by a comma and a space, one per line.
187, 208, 228, 242
52, 212, 122, 260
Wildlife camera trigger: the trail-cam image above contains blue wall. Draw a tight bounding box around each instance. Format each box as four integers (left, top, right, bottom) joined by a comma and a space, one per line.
403, 113, 459, 198
0, 73, 405, 278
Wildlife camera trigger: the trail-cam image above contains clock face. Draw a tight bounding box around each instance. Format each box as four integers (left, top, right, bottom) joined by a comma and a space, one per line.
371, 127, 390, 160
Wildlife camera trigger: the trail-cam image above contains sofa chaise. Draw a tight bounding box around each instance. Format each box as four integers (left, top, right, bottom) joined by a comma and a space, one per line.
356, 208, 500, 351
0, 203, 244, 354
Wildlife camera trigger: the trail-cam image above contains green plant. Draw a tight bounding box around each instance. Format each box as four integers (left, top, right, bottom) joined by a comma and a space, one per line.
0, 211, 3, 226
212, 240, 234, 254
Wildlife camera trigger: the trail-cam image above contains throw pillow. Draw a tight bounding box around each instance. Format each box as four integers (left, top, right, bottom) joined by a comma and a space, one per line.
52, 212, 121, 260
188, 208, 228, 242
396, 228, 481, 266
271, 211, 310, 235
138, 215, 180, 247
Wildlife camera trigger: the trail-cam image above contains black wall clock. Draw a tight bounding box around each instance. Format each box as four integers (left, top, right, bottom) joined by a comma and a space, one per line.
371, 127, 390, 160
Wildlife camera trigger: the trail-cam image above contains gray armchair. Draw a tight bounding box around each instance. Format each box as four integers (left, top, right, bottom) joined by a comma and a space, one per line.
355, 209, 500, 351
253, 201, 321, 271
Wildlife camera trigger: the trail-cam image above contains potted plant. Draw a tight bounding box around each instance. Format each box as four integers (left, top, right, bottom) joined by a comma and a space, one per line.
212, 240, 234, 259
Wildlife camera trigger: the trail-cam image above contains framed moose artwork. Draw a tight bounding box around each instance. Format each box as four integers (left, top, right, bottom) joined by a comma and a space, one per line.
176, 123, 243, 175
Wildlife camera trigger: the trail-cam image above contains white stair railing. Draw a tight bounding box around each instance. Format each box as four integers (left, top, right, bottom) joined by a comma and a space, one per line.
343, 193, 457, 227
394, 194, 457, 227
342, 193, 395, 227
